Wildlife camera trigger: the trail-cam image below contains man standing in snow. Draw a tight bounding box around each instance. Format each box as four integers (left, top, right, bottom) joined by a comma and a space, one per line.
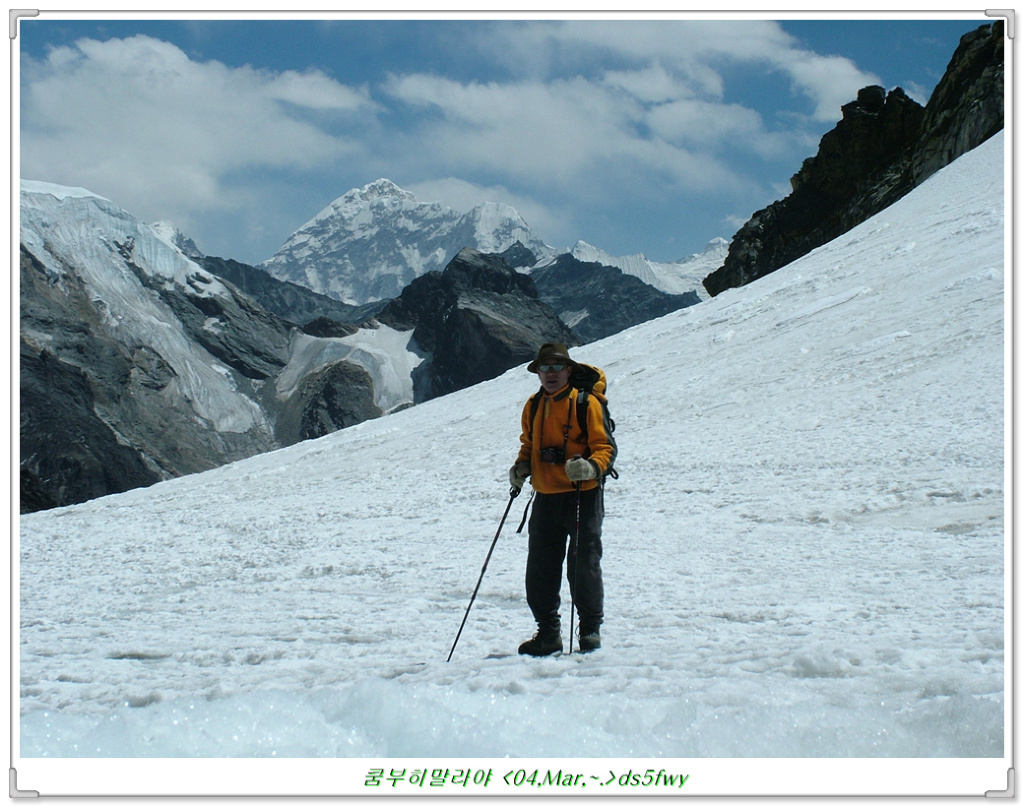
509, 343, 616, 656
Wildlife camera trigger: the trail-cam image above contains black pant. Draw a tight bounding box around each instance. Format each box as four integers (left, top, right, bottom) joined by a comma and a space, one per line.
526, 487, 604, 632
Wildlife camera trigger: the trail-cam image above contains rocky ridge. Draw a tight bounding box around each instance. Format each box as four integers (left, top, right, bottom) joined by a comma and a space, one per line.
19, 185, 375, 511
199, 255, 384, 327
375, 247, 576, 400
703, 22, 1004, 296
531, 254, 700, 343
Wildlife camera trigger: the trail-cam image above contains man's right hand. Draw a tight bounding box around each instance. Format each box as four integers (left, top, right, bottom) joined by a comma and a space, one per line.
509, 461, 531, 490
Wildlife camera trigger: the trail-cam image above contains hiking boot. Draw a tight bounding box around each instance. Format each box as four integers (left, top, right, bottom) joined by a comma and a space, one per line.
578, 630, 601, 653
518, 629, 563, 657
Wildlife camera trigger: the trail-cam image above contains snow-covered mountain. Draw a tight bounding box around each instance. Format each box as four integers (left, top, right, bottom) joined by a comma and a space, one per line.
20, 180, 276, 438
568, 237, 728, 300
259, 178, 559, 305
20, 181, 597, 510
149, 220, 204, 260
17, 132, 1005, 792
19, 181, 401, 509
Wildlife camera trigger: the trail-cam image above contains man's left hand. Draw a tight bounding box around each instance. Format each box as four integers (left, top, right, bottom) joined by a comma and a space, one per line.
565, 457, 598, 482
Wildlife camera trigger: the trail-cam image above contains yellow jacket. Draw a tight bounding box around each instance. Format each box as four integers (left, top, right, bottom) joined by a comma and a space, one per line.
516, 384, 616, 494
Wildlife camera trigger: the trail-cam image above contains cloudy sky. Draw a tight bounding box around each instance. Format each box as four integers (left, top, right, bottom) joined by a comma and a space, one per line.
18, 13, 987, 266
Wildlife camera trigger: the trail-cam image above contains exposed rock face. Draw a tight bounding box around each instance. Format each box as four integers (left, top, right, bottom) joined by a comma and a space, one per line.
274, 360, 382, 444
199, 255, 382, 326
20, 337, 161, 511
704, 85, 925, 296
531, 254, 700, 343
137, 265, 294, 384
497, 240, 539, 269
911, 21, 1005, 184
298, 317, 361, 338
19, 241, 279, 512
704, 22, 1004, 297
376, 248, 577, 400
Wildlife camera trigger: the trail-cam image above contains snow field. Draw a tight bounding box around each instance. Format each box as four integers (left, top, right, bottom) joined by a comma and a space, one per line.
17, 134, 1007, 796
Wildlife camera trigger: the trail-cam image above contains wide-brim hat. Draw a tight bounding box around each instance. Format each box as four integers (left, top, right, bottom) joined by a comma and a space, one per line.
527, 342, 576, 373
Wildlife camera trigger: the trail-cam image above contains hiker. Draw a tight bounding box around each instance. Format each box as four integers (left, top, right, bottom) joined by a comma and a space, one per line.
509, 342, 617, 655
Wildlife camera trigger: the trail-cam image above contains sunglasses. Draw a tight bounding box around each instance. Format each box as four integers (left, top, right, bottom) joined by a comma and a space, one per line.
538, 363, 568, 373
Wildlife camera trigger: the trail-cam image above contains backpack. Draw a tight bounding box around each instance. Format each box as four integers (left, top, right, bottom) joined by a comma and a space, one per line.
529, 362, 618, 480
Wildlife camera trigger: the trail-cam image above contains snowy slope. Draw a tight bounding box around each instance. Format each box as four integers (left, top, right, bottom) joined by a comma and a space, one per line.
568, 236, 728, 300
17, 134, 1006, 793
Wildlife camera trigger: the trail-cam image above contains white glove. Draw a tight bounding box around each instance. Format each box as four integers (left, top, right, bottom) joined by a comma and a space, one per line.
509, 461, 531, 490
565, 457, 599, 482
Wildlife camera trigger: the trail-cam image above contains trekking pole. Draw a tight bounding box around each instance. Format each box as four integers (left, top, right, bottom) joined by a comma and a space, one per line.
447, 485, 522, 662
569, 481, 582, 655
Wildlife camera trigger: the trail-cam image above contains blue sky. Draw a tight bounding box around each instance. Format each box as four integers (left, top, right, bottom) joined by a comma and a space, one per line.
19, 13, 988, 266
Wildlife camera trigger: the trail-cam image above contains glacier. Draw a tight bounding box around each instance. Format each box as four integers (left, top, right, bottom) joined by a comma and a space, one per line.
20, 181, 268, 435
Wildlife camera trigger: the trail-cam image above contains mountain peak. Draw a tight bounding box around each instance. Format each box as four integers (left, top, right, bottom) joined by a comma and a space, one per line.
262, 182, 556, 305
341, 178, 416, 206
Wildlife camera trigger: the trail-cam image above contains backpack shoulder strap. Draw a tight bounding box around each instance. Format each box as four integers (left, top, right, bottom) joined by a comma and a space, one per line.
576, 389, 590, 440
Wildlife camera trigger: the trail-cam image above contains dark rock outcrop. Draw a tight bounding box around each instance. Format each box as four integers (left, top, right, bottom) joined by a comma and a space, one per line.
19, 243, 280, 512
20, 339, 162, 512
199, 255, 384, 325
498, 240, 539, 269
703, 85, 925, 296
376, 248, 576, 400
911, 21, 1005, 184
299, 317, 361, 338
274, 360, 382, 444
531, 254, 700, 343
704, 22, 1004, 296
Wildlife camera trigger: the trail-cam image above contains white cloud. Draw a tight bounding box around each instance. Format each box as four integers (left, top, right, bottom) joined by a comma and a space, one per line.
483, 19, 879, 121
384, 74, 625, 181
649, 98, 762, 143
372, 18, 881, 207
20, 35, 372, 225
778, 50, 883, 122
383, 71, 751, 196
602, 62, 696, 104
264, 69, 373, 110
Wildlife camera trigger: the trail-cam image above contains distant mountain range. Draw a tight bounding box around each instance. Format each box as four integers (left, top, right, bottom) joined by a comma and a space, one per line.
20, 180, 681, 512
258, 176, 715, 306
258, 178, 556, 305
568, 238, 725, 300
